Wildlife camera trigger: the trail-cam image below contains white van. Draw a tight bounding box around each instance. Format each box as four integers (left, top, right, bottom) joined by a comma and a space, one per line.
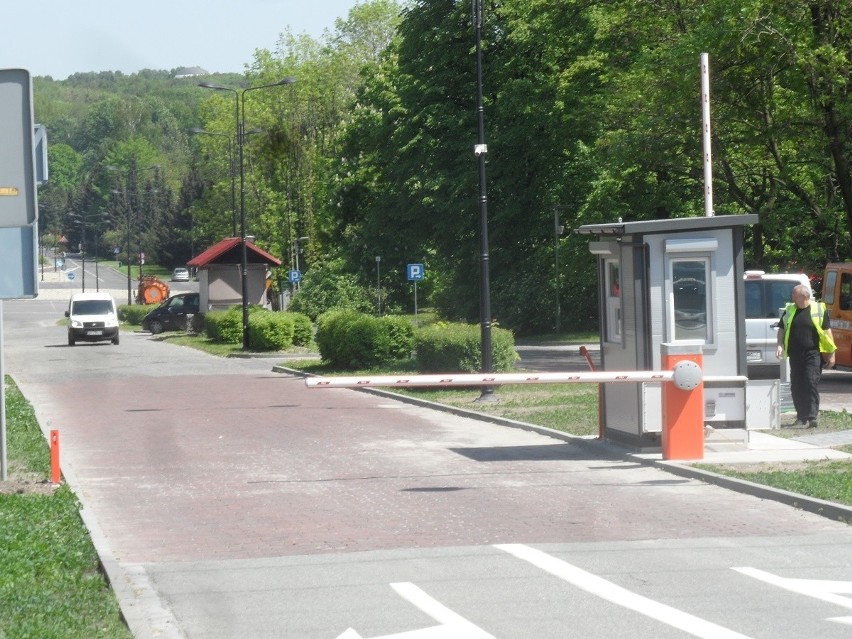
65, 292, 120, 346
743, 270, 811, 375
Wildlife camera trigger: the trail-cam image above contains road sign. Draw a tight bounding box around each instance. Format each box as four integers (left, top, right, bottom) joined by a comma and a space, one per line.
67, 271, 76, 281
288, 269, 302, 284
0, 69, 38, 299
407, 263, 424, 281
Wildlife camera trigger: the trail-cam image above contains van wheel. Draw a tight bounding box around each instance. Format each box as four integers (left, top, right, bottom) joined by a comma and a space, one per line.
112, 335, 120, 345
68, 333, 75, 346
149, 320, 164, 335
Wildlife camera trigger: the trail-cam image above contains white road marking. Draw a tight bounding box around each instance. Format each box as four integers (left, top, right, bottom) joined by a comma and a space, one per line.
337, 582, 494, 639
496, 543, 753, 639
733, 566, 852, 624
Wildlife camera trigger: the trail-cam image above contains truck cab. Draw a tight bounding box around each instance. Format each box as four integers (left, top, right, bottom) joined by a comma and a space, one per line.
821, 263, 852, 369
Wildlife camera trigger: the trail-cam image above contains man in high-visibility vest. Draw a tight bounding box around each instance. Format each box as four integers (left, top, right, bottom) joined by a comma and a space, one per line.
776, 284, 836, 428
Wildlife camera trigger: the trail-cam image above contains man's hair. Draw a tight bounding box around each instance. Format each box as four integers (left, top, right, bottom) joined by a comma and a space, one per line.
793, 284, 812, 299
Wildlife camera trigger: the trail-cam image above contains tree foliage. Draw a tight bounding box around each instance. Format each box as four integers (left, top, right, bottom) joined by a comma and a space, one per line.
31, 0, 852, 336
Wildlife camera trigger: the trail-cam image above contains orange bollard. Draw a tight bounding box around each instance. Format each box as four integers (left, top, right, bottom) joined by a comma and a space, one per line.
661, 345, 704, 460
50, 430, 61, 486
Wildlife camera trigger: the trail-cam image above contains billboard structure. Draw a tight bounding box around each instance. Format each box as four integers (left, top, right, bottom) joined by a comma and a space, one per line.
0, 68, 38, 299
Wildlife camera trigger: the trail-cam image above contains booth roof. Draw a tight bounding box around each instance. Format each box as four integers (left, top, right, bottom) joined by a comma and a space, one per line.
188, 237, 283, 268
575, 214, 759, 236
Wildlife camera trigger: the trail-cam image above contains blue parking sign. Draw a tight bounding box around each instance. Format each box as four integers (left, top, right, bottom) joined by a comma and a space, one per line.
407, 263, 424, 281
288, 269, 302, 283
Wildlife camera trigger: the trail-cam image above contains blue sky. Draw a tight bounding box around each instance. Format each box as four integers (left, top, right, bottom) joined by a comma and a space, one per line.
4, 0, 363, 80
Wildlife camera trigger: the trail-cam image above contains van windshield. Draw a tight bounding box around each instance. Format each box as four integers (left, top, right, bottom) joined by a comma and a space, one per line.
745, 280, 797, 319
72, 300, 114, 315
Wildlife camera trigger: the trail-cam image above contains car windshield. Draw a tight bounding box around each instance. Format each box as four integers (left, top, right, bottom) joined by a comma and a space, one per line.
72, 300, 113, 315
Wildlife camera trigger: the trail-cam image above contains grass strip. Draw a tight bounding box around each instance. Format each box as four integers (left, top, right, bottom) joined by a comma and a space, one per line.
1, 377, 132, 639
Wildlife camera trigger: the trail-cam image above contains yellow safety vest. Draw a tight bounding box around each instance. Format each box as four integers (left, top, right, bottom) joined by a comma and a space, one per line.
782, 301, 837, 356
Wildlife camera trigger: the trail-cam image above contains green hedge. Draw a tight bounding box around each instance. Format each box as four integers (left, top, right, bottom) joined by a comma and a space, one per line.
281, 312, 313, 346
415, 322, 518, 373
248, 312, 295, 350
205, 307, 313, 350
315, 310, 415, 369
118, 304, 158, 324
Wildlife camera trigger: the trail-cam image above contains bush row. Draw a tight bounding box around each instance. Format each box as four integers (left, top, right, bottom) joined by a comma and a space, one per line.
118, 304, 158, 324
204, 306, 313, 351
315, 311, 518, 372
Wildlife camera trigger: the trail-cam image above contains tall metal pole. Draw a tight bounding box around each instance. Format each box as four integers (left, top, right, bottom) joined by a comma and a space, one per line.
474, 0, 494, 400
126, 201, 132, 304
375, 256, 381, 315
81, 223, 86, 292
238, 91, 250, 350
701, 52, 714, 217
554, 207, 562, 333
200, 78, 296, 350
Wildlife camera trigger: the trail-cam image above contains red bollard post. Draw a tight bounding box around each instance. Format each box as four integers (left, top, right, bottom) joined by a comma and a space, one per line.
661, 344, 704, 461
50, 430, 61, 486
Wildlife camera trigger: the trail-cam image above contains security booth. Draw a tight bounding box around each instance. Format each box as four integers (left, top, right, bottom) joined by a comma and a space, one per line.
187, 237, 282, 312
576, 214, 760, 451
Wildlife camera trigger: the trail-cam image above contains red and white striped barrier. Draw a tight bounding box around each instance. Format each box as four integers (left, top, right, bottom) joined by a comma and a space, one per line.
305, 360, 702, 391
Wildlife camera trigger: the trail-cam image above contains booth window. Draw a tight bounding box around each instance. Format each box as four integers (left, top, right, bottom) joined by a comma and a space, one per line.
670, 258, 710, 342
605, 260, 622, 342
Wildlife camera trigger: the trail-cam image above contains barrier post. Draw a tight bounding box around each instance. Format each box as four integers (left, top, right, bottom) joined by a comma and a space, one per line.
50, 429, 60, 486
661, 343, 704, 460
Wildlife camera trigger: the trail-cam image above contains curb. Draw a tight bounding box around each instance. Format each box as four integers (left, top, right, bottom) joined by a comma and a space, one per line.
275, 364, 852, 525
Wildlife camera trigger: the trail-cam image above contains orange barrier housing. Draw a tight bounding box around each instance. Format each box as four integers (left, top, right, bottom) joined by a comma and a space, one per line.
661, 350, 705, 460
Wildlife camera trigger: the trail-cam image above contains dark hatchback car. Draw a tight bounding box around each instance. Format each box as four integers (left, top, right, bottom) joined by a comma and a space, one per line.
142, 292, 200, 334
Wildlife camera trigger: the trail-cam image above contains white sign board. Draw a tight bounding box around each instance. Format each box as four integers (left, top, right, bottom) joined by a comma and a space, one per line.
0, 69, 38, 299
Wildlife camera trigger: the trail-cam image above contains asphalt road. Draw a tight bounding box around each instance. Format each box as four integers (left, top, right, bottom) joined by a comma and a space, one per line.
1, 299, 851, 638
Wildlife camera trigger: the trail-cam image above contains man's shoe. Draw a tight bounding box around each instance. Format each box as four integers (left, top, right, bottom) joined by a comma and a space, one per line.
790, 418, 808, 427
808, 420, 819, 429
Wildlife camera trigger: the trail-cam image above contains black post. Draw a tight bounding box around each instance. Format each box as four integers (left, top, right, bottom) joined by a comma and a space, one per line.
474, 0, 494, 400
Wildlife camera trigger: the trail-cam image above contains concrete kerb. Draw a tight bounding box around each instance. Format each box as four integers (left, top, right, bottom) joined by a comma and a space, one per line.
275, 364, 852, 525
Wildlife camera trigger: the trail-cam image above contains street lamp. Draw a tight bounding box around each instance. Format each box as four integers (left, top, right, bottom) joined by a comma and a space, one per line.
199, 77, 296, 350
189, 128, 237, 236
108, 164, 159, 304
553, 206, 565, 333
375, 256, 382, 315
291, 236, 309, 291
473, 0, 494, 401
69, 211, 109, 293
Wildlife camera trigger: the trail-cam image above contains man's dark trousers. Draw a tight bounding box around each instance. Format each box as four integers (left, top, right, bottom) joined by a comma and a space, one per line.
789, 350, 821, 421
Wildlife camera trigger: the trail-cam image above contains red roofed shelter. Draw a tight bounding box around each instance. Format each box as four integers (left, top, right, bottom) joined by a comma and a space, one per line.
187, 237, 282, 312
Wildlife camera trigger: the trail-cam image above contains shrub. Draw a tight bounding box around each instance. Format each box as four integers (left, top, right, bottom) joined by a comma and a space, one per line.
118, 303, 158, 325
315, 310, 415, 369
204, 309, 242, 344
415, 322, 518, 373
248, 312, 295, 351
289, 259, 374, 320
280, 312, 313, 346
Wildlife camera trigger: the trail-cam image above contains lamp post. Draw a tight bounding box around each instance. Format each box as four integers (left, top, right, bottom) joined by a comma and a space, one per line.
553, 206, 565, 333
375, 256, 381, 315
199, 77, 296, 350
189, 128, 237, 236
69, 211, 109, 293
291, 236, 309, 292
473, 0, 494, 400
108, 164, 159, 304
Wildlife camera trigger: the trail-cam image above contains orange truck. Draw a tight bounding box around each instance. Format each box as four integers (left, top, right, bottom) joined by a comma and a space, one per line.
821, 263, 852, 369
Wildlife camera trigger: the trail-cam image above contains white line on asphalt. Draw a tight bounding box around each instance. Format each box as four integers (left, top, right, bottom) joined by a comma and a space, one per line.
336, 582, 494, 639
733, 566, 852, 616
496, 544, 753, 639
